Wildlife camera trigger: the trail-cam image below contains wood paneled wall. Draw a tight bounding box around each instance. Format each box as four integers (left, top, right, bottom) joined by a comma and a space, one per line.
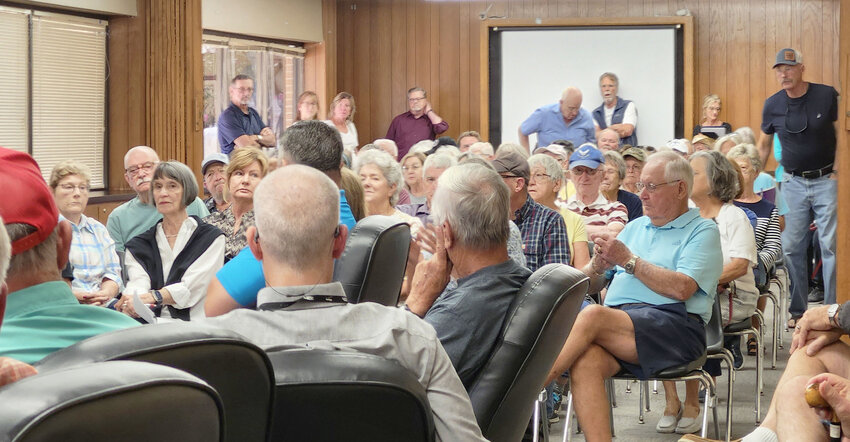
334, 0, 841, 151
838, 0, 848, 305
108, 0, 203, 191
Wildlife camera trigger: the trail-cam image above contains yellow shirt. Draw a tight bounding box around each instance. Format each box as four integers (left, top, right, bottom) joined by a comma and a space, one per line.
558, 207, 588, 265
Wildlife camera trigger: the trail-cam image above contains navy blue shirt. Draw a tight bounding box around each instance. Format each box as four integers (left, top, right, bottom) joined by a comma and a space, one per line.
617, 189, 643, 222
217, 103, 268, 155
761, 83, 837, 173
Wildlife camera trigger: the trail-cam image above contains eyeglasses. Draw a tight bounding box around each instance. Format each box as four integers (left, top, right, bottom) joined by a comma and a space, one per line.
125, 161, 157, 176
59, 183, 89, 193
635, 180, 681, 193
402, 164, 421, 171
571, 168, 598, 176
530, 173, 551, 182
234, 87, 254, 94
408, 97, 426, 102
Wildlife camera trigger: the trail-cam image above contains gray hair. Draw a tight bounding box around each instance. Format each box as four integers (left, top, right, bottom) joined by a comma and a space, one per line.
468, 142, 494, 157
253, 165, 340, 270
149, 161, 198, 208
599, 72, 619, 86
354, 149, 404, 206
409, 140, 436, 154
528, 154, 564, 183
733, 127, 756, 145
123, 145, 158, 168
726, 143, 763, 173
435, 145, 461, 158
407, 86, 427, 97
690, 150, 739, 202
422, 153, 457, 178
0, 215, 10, 285
373, 138, 399, 159
6, 224, 59, 279
431, 163, 510, 250
496, 142, 529, 159
713, 133, 743, 152
603, 150, 627, 180
646, 151, 693, 197
281, 121, 343, 173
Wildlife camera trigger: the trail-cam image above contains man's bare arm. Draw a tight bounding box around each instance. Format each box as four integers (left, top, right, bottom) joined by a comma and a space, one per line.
518, 128, 530, 151
608, 123, 635, 138
757, 131, 774, 167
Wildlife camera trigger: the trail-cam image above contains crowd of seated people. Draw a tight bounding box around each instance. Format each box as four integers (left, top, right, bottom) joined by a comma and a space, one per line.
0, 71, 841, 442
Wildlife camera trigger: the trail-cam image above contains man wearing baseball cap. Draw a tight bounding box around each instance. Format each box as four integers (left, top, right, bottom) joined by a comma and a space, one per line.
492, 150, 570, 272
565, 144, 627, 237
0, 148, 138, 364
621, 146, 646, 195
757, 48, 839, 323
201, 152, 230, 214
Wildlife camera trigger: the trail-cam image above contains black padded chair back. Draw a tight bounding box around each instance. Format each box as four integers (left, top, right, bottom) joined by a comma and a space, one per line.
332, 215, 411, 305
34, 323, 273, 442
706, 295, 725, 353
266, 347, 434, 442
466, 264, 588, 442
0, 360, 222, 442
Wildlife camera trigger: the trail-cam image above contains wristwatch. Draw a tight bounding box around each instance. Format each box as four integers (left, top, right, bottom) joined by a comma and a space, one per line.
623, 255, 639, 274
257, 134, 263, 142
151, 289, 163, 307
828, 303, 841, 327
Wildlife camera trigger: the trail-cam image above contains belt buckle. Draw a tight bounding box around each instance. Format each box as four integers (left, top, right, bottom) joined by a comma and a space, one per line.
801, 170, 818, 179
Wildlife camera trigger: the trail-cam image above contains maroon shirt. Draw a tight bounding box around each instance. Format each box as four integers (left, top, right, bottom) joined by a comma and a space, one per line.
385, 111, 449, 159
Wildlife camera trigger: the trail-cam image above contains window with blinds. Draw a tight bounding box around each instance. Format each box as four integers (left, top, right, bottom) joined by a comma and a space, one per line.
0, 6, 106, 188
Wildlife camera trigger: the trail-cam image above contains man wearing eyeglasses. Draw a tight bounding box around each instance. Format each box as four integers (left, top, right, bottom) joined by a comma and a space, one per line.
758, 48, 838, 321
106, 146, 209, 252
544, 152, 722, 441
385, 87, 449, 160
217, 74, 276, 156
565, 144, 627, 237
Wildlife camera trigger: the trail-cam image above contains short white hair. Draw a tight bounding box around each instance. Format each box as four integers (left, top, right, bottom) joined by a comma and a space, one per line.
468, 142, 494, 157
0, 214, 9, 285
431, 163, 510, 249
123, 145, 159, 167
354, 149, 404, 206
647, 151, 693, 197
372, 138, 398, 159
714, 133, 743, 152
496, 142, 529, 159
423, 152, 457, 174
733, 127, 756, 145
409, 140, 436, 154
253, 165, 339, 270
527, 154, 564, 183
435, 145, 461, 158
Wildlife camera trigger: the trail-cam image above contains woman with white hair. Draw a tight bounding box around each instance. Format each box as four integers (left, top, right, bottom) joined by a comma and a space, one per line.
118, 161, 225, 321
355, 149, 423, 235
658, 150, 758, 434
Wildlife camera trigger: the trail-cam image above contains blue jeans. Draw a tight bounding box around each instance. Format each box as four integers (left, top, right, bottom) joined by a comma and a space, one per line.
781, 173, 837, 317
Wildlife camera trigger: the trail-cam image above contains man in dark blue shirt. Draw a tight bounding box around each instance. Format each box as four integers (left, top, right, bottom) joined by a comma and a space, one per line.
217, 75, 276, 155
757, 48, 838, 322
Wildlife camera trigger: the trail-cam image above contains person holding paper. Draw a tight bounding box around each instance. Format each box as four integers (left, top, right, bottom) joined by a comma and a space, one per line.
118, 162, 225, 321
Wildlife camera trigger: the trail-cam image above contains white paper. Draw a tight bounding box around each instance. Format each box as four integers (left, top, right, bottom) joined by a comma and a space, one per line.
132, 294, 157, 324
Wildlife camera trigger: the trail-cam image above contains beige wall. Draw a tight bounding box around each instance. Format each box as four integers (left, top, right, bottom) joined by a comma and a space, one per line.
15, 0, 136, 16
202, 0, 322, 42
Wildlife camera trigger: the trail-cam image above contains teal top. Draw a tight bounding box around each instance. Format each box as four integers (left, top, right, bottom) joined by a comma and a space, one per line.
604, 208, 723, 323
106, 196, 210, 252
0, 281, 139, 364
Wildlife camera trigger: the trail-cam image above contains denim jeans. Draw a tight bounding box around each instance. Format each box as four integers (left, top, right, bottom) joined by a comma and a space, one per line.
781, 172, 837, 317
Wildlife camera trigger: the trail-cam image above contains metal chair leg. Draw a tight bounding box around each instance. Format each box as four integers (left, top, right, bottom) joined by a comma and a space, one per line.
563, 392, 573, 442
533, 389, 543, 442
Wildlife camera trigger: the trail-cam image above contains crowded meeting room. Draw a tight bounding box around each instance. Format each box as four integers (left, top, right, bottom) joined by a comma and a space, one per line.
2, 1, 850, 441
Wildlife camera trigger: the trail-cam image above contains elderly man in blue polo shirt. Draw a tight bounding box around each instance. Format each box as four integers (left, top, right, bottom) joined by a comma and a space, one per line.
217, 74, 277, 155
518, 87, 595, 152
545, 151, 722, 441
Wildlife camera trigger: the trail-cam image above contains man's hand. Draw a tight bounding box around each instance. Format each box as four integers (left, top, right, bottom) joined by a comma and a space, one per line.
791, 305, 839, 355
590, 232, 632, 267
424, 100, 433, 115
405, 226, 452, 317
260, 127, 274, 138
807, 373, 850, 438
417, 223, 438, 255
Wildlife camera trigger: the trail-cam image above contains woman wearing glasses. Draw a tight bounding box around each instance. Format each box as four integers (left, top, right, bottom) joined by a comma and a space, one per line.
49, 160, 122, 307
693, 94, 732, 139
324, 92, 359, 156
400, 151, 427, 205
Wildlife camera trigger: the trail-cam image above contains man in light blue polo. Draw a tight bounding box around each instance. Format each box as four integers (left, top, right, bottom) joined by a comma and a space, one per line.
518, 87, 595, 152
544, 151, 722, 441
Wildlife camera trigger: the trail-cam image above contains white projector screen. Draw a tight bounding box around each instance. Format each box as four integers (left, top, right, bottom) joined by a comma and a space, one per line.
496, 27, 678, 150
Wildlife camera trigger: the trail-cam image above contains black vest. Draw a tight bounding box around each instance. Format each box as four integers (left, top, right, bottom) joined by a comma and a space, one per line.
125, 216, 223, 321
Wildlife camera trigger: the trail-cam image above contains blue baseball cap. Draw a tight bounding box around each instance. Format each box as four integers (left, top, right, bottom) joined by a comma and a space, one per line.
568, 144, 604, 170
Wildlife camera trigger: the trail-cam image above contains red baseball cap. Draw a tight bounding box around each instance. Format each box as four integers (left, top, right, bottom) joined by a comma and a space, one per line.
0, 147, 59, 255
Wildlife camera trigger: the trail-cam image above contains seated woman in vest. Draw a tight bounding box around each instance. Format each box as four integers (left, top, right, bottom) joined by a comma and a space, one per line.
118, 161, 225, 321
49, 160, 123, 306
204, 147, 268, 262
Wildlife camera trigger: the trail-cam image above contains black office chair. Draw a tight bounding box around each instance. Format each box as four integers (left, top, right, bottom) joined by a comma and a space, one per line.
265, 347, 434, 442
466, 263, 588, 442
0, 360, 223, 442
332, 215, 411, 306
34, 322, 273, 442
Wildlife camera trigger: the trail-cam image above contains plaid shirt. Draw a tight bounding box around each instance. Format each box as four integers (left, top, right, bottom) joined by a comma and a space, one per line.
0, 357, 37, 387
513, 194, 571, 272
67, 214, 123, 292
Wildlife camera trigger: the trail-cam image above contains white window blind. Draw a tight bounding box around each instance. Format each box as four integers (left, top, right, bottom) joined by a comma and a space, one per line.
31, 12, 107, 187
0, 7, 30, 153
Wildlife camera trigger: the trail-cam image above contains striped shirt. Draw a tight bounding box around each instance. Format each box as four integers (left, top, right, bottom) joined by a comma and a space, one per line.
733, 199, 782, 270
513, 194, 571, 272
66, 214, 123, 293
565, 193, 628, 229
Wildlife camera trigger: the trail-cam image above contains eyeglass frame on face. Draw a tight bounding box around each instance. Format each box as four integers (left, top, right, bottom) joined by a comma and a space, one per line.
125, 161, 158, 177
570, 167, 599, 176
530, 172, 551, 182
408, 96, 426, 103
58, 183, 90, 193
635, 180, 681, 193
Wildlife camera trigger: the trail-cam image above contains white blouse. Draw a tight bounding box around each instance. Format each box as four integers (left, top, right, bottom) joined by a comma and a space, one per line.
324, 120, 359, 153
124, 217, 225, 320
